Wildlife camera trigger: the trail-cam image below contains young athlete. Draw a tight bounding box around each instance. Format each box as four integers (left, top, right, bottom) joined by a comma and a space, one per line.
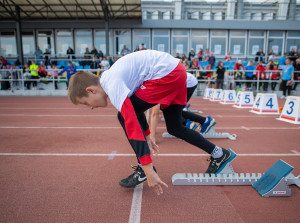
68, 50, 231, 195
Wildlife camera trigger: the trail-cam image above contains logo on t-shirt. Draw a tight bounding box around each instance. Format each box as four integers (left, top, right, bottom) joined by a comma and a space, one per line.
140, 85, 146, 90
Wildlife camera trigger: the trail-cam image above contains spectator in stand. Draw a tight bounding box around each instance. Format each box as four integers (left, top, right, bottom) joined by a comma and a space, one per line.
245, 61, 255, 90
224, 52, 232, 61
268, 53, 276, 63
23, 63, 31, 90
175, 53, 180, 59
216, 62, 225, 89
120, 45, 131, 56
296, 49, 300, 58
0, 65, 10, 90
90, 46, 98, 56
57, 61, 77, 89
188, 48, 195, 61
264, 64, 272, 91
100, 56, 110, 71
292, 58, 300, 91
67, 46, 75, 59
30, 61, 39, 89
279, 53, 287, 68
234, 60, 245, 89
255, 61, 266, 91
0, 56, 7, 68
196, 65, 204, 80
37, 63, 47, 78
190, 57, 199, 69
234, 60, 245, 71
180, 54, 189, 67
84, 48, 91, 65
208, 52, 216, 68
271, 64, 280, 91
289, 48, 296, 57
267, 60, 274, 70
227, 71, 235, 90
112, 56, 118, 65
44, 49, 51, 66
106, 55, 113, 67
206, 64, 212, 87
10, 64, 20, 89
255, 48, 265, 63
204, 48, 210, 61
280, 58, 294, 98
35, 46, 43, 60
141, 43, 147, 50
97, 50, 104, 59
48, 64, 59, 89
197, 48, 204, 61
267, 49, 273, 57
90, 56, 98, 70
134, 45, 140, 52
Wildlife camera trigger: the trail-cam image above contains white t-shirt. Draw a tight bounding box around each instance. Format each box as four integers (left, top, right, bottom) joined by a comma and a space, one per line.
186, 72, 198, 88
100, 60, 110, 70
100, 50, 180, 111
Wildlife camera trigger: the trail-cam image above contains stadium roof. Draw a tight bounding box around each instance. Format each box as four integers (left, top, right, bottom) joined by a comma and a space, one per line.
0, 0, 142, 21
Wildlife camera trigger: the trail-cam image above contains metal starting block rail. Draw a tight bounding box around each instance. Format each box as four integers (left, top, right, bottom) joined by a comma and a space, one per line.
172, 150, 300, 197
162, 127, 237, 141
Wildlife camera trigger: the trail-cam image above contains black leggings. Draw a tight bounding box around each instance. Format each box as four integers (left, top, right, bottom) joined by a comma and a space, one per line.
118, 94, 215, 159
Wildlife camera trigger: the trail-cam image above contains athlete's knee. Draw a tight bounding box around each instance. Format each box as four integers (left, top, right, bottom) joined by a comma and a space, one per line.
166, 125, 184, 138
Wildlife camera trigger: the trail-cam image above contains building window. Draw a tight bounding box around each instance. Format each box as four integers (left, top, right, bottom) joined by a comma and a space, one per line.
22, 30, 35, 56
133, 30, 150, 51
37, 30, 55, 55
56, 30, 73, 56
75, 30, 92, 55
267, 31, 284, 56
0, 31, 17, 57
191, 30, 209, 56
114, 30, 131, 55
171, 30, 189, 56
152, 29, 170, 53
229, 31, 246, 58
248, 31, 265, 57
286, 32, 300, 54
210, 30, 227, 56
94, 30, 113, 56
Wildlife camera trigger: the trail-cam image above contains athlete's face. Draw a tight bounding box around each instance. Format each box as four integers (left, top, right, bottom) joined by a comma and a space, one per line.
76, 86, 108, 109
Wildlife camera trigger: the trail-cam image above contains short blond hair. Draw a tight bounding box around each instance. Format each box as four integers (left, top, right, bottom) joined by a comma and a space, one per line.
68, 71, 99, 104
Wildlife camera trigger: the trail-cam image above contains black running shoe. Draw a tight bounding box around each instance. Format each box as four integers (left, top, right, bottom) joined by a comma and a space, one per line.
119, 165, 157, 188
205, 149, 231, 174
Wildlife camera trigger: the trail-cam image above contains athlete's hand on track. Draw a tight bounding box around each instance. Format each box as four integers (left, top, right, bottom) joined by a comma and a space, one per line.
146, 136, 159, 155
143, 164, 168, 195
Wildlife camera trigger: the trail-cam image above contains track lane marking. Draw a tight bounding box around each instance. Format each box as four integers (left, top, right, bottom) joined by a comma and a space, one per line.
108, 151, 117, 160
129, 183, 143, 223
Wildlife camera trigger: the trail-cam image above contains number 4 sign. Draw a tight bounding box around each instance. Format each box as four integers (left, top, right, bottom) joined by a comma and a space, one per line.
251, 93, 279, 114
277, 96, 300, 124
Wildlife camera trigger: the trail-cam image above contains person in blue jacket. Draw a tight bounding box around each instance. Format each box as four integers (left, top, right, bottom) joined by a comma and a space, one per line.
58, 61, 77, 88
245, 61, 256, 90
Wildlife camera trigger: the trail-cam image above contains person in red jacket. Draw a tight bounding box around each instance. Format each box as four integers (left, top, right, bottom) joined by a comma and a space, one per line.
255, 61, 266, 90
271, 64, 280, 91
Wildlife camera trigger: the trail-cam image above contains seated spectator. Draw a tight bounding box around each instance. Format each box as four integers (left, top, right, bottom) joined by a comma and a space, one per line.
268, 53, 276, 62
225, 52, 232, 61
190, 57, 199, 68
134, 45, 140, 52
90, 46, 98, 56
296, 49, 300, 58
267, 49, 273, 56
206, 64, 212, 87
180, 54, 189, 67
197, 48, 204, 61
208, 52, 215, 67
10, 64, 21, 89
90, 56, 99, 74
204, 48, 210, 61
43, 49, 51, 66
141, 43, 147, 50
120, 45, 131, 56
0, 56, 7, 68
255, 48, 265, 63
289, 48, 296, 57
227, 71, 235, 90
255, 61, 266, 90
267, 60, 274, 70
106, 56, 113, 67
23, 63, 31, 90
57, 61, 77, 88
30, 61, 39, 89
234, 60, 245, 71
175, 53, 180, 59
48, 64, 59, 89
190, 63, 197, 73
188, 48, 195, 61
66, 46, 75, 59
245, 61, 255, 90
196, 66, 204, 79
234, 60, 245, 89
97, 50, 104, 59
100, 57, 110, 71
37, 63, 47, 78
216, 62, 225, 89
0, 65, 10, 90
35, 46, 43, 60
271, 64, 280, 91
112, 56, 118, 65
84, 48, 91, 65
264, 64, 272, 91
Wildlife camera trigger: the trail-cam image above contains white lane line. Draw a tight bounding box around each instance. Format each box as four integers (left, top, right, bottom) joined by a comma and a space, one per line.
108, 151, 117, 160
1, 126, 300, 130
291, 150, 300, 154
0, 153, 299, 157
0, 114, 116, 117
241, 126, 250, 131
129, 183, 143, 223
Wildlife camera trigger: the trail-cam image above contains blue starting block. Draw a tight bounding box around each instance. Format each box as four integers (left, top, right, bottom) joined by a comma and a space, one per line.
252, 160, 300, 197
172, 151, 300, 197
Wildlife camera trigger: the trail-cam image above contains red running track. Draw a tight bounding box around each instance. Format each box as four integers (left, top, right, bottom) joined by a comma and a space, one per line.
0, 96, 299, 223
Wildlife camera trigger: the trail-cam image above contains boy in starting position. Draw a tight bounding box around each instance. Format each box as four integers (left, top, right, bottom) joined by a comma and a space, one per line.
68, 50, 231, 195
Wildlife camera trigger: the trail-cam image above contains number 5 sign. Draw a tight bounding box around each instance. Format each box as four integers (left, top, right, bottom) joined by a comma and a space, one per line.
251, 93, 279, 114
278, 96, 300, 124
233, 91, 254, 108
